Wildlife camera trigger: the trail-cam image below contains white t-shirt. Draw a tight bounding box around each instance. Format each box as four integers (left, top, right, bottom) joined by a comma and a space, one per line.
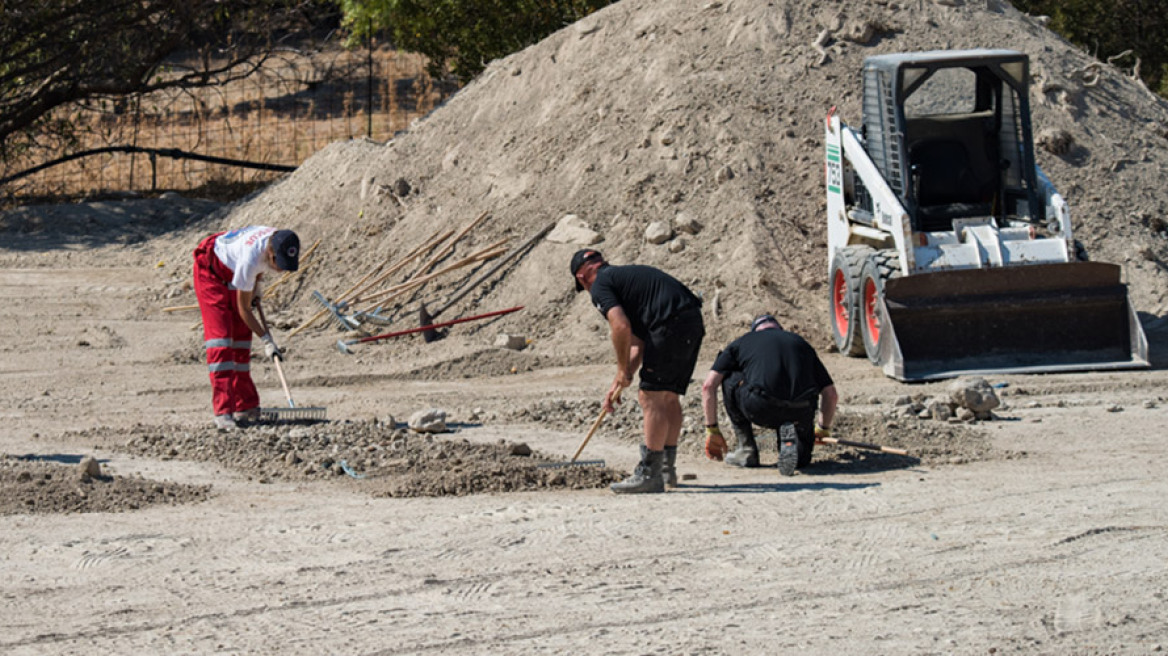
213, 226, 278, 291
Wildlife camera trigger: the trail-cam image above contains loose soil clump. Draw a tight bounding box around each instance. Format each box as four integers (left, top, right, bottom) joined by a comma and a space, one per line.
72, 421, 624, 497
0, 455, 210, 515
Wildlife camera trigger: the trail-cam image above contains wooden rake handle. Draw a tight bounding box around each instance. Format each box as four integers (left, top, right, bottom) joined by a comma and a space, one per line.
817, 436, 907, 456
255, 301, 295, 408
271, 356, 296, 409
570, 409, 608, 463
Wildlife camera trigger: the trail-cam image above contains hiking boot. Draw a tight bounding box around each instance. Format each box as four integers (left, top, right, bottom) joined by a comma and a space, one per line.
778, 422, 799, 476
724, 430, 759, 468
213, 414, 238, 431
233, 407, 261, 425
611, 445, 665, 494
662, 445, 678, 488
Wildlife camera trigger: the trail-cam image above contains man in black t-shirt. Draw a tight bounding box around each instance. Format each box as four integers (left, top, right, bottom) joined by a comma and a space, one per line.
700, 314, 838, 476
571, 249, 705, 494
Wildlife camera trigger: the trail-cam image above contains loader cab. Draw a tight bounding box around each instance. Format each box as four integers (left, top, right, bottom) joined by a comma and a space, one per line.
860, 50, 1042, 233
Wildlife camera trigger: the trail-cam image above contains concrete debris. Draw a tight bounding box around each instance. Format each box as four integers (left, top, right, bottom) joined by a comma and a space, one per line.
645, 220, 673, 244
674, 212, 702, 235
79, 456, 102, 479
409, 408, 448, 433
546, 214, 602, 245
948, 377, 1001, 414
495, 334, 528, 350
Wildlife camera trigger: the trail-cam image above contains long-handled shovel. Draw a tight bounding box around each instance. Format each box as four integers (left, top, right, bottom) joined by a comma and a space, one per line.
336, 306, 524, 354
255, 302, 327, 422
816, 436, 908, 456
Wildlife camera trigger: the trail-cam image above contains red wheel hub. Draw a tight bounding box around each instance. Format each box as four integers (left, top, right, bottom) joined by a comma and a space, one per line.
863, 277, 880, 343
832, 269, 849, 335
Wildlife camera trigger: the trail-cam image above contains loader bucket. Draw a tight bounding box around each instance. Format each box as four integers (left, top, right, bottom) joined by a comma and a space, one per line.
874, 262, 1150, 381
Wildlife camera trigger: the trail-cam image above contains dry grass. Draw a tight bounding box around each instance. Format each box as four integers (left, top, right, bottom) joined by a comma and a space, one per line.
3, 45, 454, 204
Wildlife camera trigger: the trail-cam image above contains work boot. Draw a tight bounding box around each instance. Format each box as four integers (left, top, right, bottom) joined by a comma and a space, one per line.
213, 414, 238, 431
724, 430, 760, 468
777, 422, 800, 477
662, 445, 678, 488
233, 407, 261, 425
611, 445, 665, 494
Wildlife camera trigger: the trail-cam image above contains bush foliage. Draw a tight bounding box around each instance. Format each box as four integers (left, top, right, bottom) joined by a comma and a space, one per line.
335, 0, 615, 82
1011, 0, 1168, 97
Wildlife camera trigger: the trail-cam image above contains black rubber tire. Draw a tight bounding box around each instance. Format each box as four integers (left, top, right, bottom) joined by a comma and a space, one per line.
828, 246, 873, 357
1074, 239, 1090, 262
859, 250, 902, 366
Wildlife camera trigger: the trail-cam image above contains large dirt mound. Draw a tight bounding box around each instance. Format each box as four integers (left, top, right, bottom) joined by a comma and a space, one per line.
145, 0, 1168, 367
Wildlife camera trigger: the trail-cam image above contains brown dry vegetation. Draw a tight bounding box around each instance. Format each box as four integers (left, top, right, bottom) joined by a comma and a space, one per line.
2, 45, 453, 202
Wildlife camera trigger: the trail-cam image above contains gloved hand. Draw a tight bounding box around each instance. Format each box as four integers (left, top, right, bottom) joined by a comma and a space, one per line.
704, 425, 727, 461
815, 423, 831, 440
261, 333, 284, 361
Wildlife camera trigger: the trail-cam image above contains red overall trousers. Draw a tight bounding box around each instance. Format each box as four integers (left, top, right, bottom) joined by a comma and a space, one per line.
193, 233, 259, 416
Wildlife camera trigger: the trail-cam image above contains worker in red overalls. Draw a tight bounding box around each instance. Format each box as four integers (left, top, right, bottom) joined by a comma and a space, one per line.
193, 226, 300, 430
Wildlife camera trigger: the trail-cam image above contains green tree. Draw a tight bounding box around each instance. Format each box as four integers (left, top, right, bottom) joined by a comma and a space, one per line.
335, 0, 615, 82
0, 0, 325, 158
1010, 0, 1168, 97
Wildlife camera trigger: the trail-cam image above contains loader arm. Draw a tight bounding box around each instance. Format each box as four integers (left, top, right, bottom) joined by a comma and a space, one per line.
825, 112, 913, 275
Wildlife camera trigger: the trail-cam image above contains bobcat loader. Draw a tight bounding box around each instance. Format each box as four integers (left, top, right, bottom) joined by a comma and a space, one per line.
824, 49, 1148, 381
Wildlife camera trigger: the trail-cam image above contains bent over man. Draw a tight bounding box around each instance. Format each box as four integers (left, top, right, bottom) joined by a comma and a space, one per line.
571, 249, 704, 494
701, 314, 838, 476
193, 226, 300, 431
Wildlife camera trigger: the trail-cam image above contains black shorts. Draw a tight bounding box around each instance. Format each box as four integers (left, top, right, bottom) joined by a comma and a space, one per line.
640, 309, 704, 395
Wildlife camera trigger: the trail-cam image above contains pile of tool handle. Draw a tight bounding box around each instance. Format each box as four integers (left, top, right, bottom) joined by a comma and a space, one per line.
288, 212, 555, 342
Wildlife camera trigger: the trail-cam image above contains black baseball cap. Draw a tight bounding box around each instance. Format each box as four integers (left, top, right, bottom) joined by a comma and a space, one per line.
270, 229, 300, 272
750, 313, 781, 332
569, 249, 603, 292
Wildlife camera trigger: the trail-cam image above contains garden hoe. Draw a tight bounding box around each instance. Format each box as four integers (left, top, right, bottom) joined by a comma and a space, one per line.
256, 302, 327, 422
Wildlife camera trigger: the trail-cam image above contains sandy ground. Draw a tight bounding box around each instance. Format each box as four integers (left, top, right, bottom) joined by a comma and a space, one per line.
2, 251, 1168, 655
4, 0, 1168, 651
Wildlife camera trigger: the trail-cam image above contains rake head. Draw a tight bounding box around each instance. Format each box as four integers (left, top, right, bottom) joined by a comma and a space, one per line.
259, 406, 328, 422
312, 291, 359, 330
536, 459, 606, 469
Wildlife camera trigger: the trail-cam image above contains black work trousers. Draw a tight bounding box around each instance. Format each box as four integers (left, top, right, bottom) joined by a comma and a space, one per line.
721, 371, 816, 467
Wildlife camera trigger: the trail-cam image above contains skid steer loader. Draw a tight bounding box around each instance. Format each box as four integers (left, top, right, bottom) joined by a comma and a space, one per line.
824, 49, 1149, 381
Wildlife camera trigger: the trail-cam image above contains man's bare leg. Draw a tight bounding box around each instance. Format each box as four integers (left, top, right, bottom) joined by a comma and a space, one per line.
640, 390, 681, 449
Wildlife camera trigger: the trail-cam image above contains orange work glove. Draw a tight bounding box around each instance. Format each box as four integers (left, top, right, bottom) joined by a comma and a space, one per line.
704, 425, 727, 461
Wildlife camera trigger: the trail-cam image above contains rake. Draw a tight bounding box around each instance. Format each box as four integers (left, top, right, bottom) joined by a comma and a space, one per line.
312, 290, 360, 330
255, 302, 328, 422
538, 408, 608, 469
